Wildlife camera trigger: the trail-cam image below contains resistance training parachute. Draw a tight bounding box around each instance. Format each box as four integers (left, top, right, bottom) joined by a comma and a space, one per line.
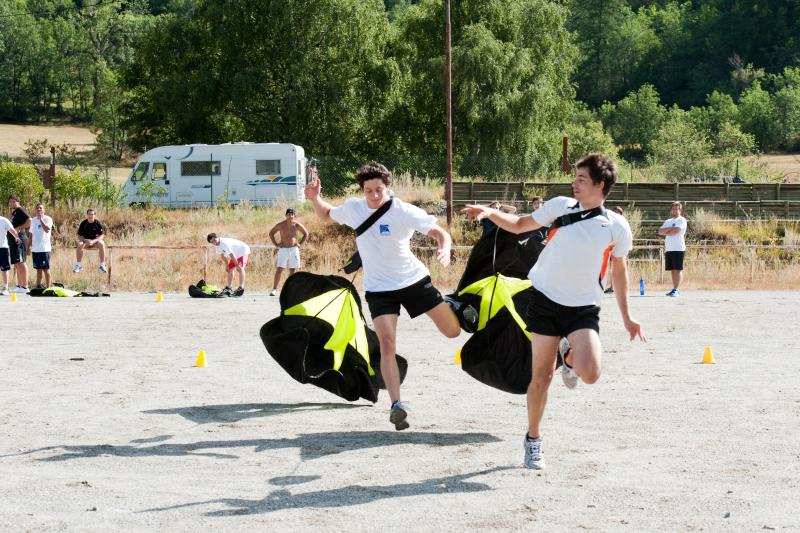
454, 226, 542, 394
260, 272, 408, 402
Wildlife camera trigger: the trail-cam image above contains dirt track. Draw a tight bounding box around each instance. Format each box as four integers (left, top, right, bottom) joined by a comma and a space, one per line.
0, 290, 798, 531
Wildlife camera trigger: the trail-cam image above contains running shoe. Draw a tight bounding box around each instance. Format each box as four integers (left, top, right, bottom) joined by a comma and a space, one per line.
558, 337, 578, 389
523, 435, 545, 470
389, 401, 410, 431
604, 287, 614, 294
73, 263, 82, 273
443, 295, 479, 333
99, 263, 108, 273
0, 287, 9, 296
269, 289, 278, 296
12, 285, 29, 294
221, 286, 233, 296
666, 288, 679, 297
233, 287, 245, 297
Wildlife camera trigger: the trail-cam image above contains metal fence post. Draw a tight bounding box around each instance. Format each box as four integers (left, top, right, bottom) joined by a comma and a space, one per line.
203, 247, 208, 280
659, 249, 664, 284
749, 246, 755, 282
107, 247, 113, 289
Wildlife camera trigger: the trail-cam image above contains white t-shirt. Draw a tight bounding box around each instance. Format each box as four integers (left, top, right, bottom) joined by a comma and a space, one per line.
30, 215, 54, 253
216, 237, 250, 259
330, 197, 436, 292
660, 216, 687, 252
0, 217, 12, 249
530, 196, 633, 307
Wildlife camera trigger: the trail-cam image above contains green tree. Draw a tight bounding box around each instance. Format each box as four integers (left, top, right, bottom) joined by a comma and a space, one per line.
648, 108, 712, 182
0, 162, 45, 205
770, 67, 800, 151
737, 81, 778, 151
600, 84, 666, 158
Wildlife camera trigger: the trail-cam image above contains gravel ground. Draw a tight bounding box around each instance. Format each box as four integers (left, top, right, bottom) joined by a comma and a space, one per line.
0, 290, 798, 531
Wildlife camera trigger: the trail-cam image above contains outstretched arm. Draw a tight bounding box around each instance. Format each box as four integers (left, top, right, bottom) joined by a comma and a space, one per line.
610, 255, 646, 342
427, 224, 452, 266
462, 204, 542, 234
303, 168, 335, 224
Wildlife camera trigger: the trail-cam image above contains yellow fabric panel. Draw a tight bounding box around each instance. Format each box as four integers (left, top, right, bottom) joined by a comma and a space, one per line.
458, 274, 531, 340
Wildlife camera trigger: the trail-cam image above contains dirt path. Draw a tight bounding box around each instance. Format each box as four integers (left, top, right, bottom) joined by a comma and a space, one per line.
0, 290, 798, 531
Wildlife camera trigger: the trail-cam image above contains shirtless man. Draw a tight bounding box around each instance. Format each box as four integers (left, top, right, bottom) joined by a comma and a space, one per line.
268, 208, 309, 296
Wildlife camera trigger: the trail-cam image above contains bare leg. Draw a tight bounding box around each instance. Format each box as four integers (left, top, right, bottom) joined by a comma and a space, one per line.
226, 267, 233, 288
272, 267, 284, 290
44, 269, 50, 287
15, 263, 27, 287
35, 269, 43, 286
565, 328, 603, 384
424, 301, 460, 338
238, 267, 245, 288
527, 334, 559, 438
372, 314, 400, 402
97, 242, 106, 263
76, 242, 85, 261
671, 270, 682, 290
1, 270, 8, 288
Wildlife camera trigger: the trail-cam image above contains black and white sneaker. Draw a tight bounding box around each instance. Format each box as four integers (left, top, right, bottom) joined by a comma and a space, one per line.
444, 295, 479, 333
233, 287, 245, 297
558, 337, 578, 389
221, 286, 233, 296
523, 435, 545, 470
389, 401, 410, 431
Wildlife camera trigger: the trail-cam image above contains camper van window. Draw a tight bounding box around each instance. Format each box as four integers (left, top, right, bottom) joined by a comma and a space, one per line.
132, 162, 150, 181
181, 161, 221, 176
152, 163, 167, 181
256, 160, 281, 175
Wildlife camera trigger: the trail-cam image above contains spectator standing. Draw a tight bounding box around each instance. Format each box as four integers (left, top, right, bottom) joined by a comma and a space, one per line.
0, 215, 23, 295
29, 203, 54, 288
7, 195, 31, 293
658, 202, 687, 297
74, 208, 108, 273
268, 208, 309, 296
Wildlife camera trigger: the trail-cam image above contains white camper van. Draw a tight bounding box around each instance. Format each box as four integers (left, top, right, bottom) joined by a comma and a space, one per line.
122, 142, 307, 207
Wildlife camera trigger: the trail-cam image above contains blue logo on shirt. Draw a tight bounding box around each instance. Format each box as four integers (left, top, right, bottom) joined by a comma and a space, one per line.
379, 224, 390, 235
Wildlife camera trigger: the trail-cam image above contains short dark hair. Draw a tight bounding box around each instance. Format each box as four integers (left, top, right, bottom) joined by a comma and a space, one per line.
356, 161, 391, 189
8, 194, 20, 202
612, 206, 624, 215
86, 208, 96, 214
207, 232, 217, 243
575, 153, 618, 197
285, 208, 295, 215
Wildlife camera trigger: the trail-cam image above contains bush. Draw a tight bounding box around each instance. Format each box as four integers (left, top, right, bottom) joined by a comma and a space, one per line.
0, 162, 45, 206
648, 111, 713, 182
54, 168, 126, 208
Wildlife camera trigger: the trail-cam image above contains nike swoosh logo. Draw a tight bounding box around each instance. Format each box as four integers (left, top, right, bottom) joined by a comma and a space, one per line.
581, 212, 590, 218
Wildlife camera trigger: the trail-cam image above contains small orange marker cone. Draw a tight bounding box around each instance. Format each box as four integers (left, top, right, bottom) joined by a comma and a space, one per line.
11, 292, 17, 302
156, 291, 163, 302
701, 345, 716, 364
195, 350, 207, 367
453, 348, 462, 365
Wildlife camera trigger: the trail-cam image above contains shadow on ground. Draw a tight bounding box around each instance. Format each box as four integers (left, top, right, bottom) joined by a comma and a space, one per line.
142, 466, 514, 515
142, 402, 367, 424
11, 431, 502, 462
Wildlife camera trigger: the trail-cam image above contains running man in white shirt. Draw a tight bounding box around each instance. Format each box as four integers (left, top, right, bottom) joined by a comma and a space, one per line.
304, 161, 475, 430
206, 233, 250, 296
463, 153, 646, 470
658, 202, 687, 297
0, 215, 23, 295
30, 204, 54, 288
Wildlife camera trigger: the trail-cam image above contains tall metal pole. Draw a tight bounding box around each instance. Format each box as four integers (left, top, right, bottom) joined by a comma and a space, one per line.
444, 0, 453, 226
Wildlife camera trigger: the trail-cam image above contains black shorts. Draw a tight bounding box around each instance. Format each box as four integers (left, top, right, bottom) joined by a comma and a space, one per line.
365, 276, 444, 319
0, 248, 10, 271
525, 287, 600, 338
32, 252, 51, 270
665, 251, 685, 271
9, 236, 27, 264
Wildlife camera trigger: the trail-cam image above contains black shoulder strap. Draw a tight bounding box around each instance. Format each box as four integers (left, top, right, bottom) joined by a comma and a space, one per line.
355, 198, 393, 236
551, 205, 606, 229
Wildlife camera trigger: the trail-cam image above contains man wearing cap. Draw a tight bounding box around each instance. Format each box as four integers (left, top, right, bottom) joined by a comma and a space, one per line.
268, 208, 309, 296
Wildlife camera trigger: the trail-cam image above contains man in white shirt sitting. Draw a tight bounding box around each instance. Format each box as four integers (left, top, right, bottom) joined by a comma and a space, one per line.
206, 233, 250, 297
658, 202, 688, 297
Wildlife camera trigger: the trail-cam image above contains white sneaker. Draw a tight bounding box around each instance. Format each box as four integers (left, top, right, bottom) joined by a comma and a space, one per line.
73, 263, 82, 273
0, 288, 9, 296
523, 436, 545, 469
269, 289, 278, 296
12, 285, 29, 294
99, 263, 108, 273
559, 337, 578, 389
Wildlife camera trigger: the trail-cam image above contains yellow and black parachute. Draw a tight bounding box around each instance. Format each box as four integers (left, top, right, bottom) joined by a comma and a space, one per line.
454, 226, 541, 394
260, 272, 408, 402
